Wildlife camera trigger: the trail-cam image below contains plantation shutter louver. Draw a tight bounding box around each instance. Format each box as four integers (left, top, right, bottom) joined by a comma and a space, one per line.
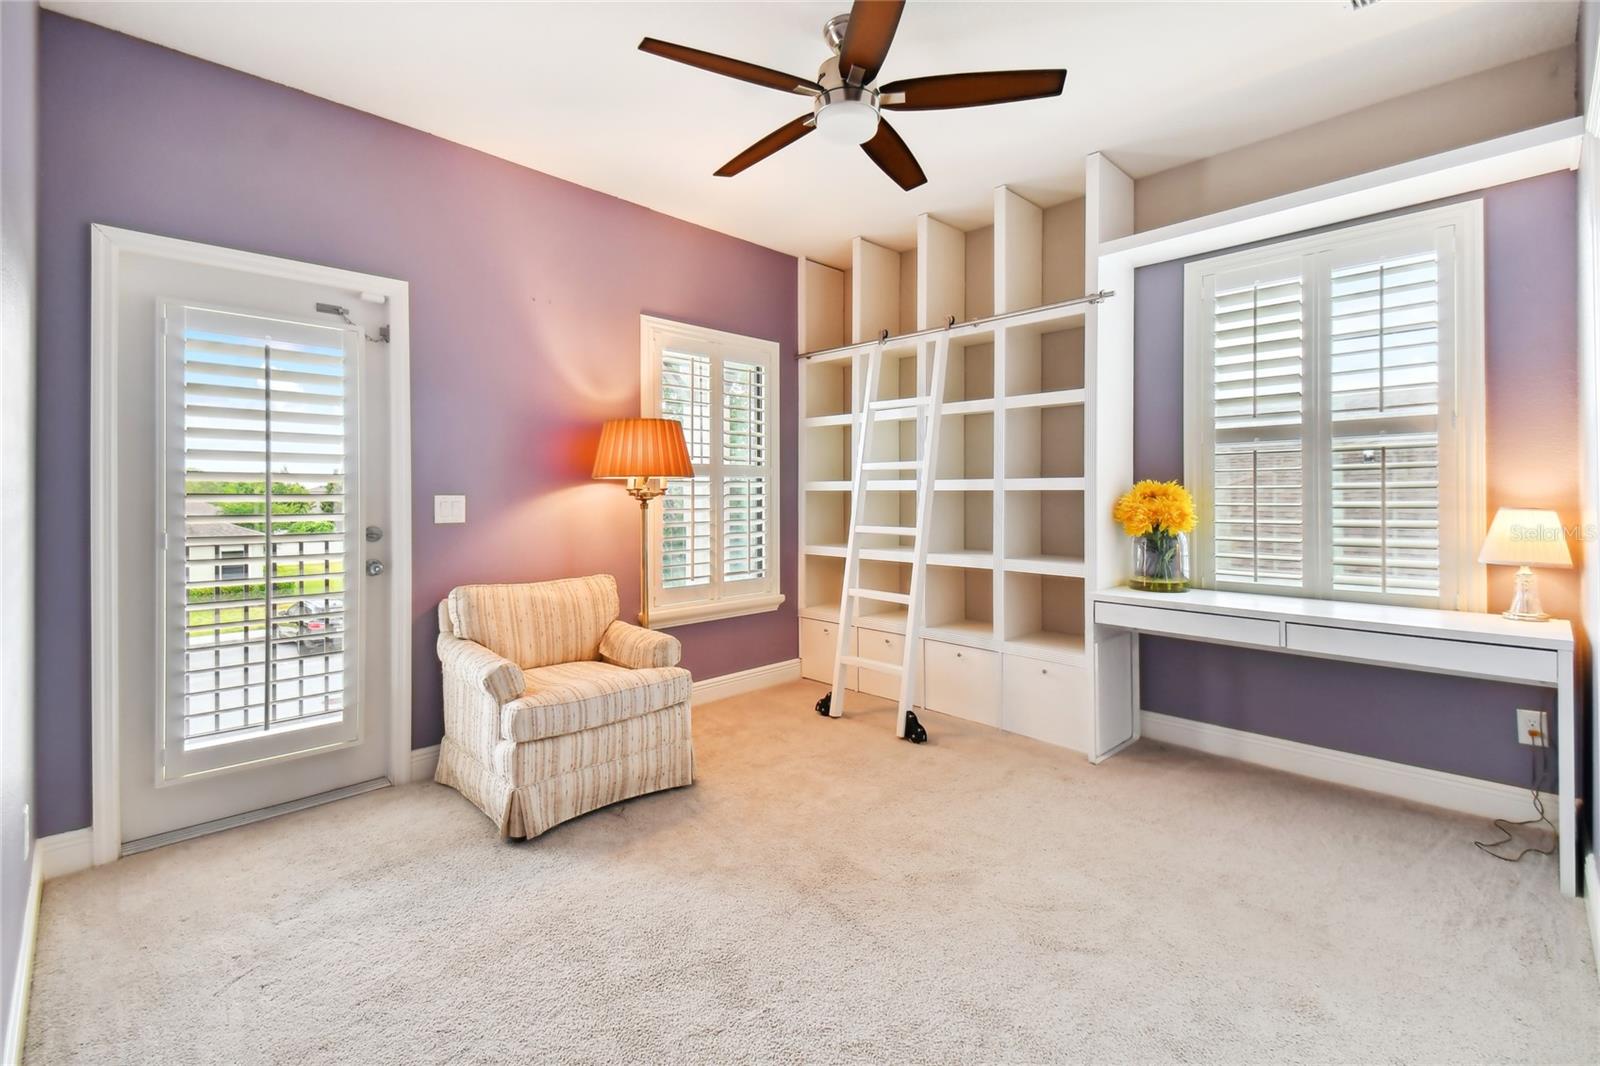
170, 305, 354, 748
1209, 272, 1306, 588
660, 350, 712, 589
1328, 252, 1443, 597
721, 359, 768, 584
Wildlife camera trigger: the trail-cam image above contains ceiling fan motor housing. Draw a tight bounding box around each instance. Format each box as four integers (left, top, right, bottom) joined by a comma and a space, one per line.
813, 55, 881, 145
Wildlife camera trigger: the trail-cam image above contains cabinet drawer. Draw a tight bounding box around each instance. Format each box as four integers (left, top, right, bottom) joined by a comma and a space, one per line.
1001, 655, 1090, 752
1284, 623, 1559, 685
923, 641, 1000, 726
856, 629, 904, 699
1094, 601, 1280, 649
799, 618, 855, 687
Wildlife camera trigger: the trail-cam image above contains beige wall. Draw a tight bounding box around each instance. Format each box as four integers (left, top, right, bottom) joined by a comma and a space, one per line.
1133, 46, 1579, 232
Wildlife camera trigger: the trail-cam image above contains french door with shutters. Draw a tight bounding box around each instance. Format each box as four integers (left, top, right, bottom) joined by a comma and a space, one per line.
160, 302, 365, 781
100, 230, 406, 849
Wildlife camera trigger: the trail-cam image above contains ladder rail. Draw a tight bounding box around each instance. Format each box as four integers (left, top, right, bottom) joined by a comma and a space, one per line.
895, 335, 949, 737
828, 342, 884, 718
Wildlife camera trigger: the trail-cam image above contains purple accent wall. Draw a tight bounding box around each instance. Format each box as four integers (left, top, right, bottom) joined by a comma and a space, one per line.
35, 14, 799, 836
1134, 172, 1579, 789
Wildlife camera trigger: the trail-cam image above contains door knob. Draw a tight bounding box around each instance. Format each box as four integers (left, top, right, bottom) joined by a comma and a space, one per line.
365, 526, 384, 543
366, 559, 386, 577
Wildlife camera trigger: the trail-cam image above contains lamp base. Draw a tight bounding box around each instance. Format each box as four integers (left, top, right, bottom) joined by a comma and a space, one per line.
1501, 565, 1551, 622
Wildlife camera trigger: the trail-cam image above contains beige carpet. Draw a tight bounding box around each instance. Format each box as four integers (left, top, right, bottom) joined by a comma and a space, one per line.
24, 680, 1598, 1064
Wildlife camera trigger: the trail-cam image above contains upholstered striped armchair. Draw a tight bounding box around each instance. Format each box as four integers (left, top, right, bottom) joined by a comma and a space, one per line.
434, 574, 694, 838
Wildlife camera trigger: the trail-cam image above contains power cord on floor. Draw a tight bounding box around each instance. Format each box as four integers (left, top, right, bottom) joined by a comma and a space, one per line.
1473, 727, 1555, 864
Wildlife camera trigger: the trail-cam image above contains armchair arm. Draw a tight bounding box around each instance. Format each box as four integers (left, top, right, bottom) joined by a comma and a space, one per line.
437, 634, 524, 705
599, 620, 682, 669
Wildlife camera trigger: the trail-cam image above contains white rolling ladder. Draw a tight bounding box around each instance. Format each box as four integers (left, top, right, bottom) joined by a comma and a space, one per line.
822, 334, 950, 741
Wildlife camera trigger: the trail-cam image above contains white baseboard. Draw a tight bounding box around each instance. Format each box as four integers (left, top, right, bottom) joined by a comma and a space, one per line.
410, 744, 439, 782
1587, 853, 1599, 991
692, 658, 802, 705
39, 828, 94, 882
3, 849, 41, 1065
1141, 711, 1556, 824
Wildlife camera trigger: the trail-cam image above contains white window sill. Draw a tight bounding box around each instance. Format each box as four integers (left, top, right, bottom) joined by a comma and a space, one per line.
648, 592, 786, 629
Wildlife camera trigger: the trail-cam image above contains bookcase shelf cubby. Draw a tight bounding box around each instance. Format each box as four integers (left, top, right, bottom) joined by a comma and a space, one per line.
797, 176, 1118, 745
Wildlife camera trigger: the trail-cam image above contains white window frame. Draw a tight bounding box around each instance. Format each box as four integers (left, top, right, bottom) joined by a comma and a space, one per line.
1183, 202, 1487, 611
640, 315, 784, 627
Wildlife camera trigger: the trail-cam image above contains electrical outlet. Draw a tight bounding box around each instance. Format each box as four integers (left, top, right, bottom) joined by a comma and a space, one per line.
1516, 708, 1549, 748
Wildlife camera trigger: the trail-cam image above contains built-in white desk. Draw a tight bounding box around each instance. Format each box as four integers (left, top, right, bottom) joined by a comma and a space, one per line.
1090, 587, 1578, 896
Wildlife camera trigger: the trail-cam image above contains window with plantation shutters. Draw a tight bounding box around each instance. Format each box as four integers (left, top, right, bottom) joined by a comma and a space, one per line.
164, 303, 358, 755
1185, 203, 1485, 609
642, 317, 784, 626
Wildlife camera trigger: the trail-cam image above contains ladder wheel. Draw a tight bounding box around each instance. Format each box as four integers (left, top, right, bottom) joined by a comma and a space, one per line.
902, 710, 928, 744
815, 692, 832, 717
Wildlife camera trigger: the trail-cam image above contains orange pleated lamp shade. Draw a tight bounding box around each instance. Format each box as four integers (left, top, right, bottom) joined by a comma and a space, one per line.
592, 418, 694, 480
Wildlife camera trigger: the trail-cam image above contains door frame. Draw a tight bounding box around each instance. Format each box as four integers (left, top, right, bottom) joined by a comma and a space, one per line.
88, 224, 414, 866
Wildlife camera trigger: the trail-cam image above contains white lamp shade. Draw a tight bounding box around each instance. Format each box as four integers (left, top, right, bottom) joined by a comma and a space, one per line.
1478, 508, 1572, 568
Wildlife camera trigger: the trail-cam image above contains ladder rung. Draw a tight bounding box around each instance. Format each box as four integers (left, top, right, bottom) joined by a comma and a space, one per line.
855, 525, 918, 536
863, 460, 918, 471
849, 588, 912, 605
868, 396, 929, 411
839, 655, 901, 673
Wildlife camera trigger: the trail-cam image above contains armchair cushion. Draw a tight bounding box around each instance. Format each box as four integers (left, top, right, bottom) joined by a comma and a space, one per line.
447, 574, 620, 669
599, 620, 682, 669
501, 661, 692, 743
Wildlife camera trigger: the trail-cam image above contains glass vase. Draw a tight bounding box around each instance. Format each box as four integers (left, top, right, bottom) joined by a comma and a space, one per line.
1131, 531, 1189, 593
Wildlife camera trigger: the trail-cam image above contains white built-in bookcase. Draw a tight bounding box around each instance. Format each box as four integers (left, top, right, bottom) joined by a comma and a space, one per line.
796, 171, 1134, 757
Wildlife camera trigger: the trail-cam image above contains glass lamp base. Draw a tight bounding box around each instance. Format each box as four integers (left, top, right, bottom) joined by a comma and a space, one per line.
1502, 565, 1550, 621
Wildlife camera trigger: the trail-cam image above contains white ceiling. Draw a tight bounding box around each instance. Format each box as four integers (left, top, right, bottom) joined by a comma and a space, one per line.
47, 1, 1578, 268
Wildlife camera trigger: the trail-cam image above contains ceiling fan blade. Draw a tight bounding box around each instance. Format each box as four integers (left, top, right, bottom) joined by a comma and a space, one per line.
861, 118, 926, 191
716, 115, 816, 177
880, 69, 1067, 111
837, 0, 905, 86
639, 38, 821, 96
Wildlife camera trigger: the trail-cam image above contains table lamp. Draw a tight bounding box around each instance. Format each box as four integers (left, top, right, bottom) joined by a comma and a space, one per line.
1478, 507, 1572, 621
593, 418, 694, 628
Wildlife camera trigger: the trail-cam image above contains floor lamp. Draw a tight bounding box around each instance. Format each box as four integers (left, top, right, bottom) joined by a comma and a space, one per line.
593, 418, 694, 628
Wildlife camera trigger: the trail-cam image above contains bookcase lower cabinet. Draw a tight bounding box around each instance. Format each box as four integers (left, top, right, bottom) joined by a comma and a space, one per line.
798, 618, 1092, 753
1000, 655, 1090, 753
799, 618, 856, 691
923, 642, 1000, 727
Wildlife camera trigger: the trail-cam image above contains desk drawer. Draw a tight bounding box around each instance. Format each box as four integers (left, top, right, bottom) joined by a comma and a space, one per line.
1284, 623, 1558, 685
1094, 601, 1280, 649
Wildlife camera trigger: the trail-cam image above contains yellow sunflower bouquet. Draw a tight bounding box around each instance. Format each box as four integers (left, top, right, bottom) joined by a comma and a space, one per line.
1113, 480, 1195, 592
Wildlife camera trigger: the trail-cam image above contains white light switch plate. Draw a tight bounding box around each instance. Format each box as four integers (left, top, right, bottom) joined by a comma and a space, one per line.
434, 494, 467, 524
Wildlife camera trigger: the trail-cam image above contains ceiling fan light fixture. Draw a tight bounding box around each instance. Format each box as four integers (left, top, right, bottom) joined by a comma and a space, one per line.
816, 97, 880, 144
